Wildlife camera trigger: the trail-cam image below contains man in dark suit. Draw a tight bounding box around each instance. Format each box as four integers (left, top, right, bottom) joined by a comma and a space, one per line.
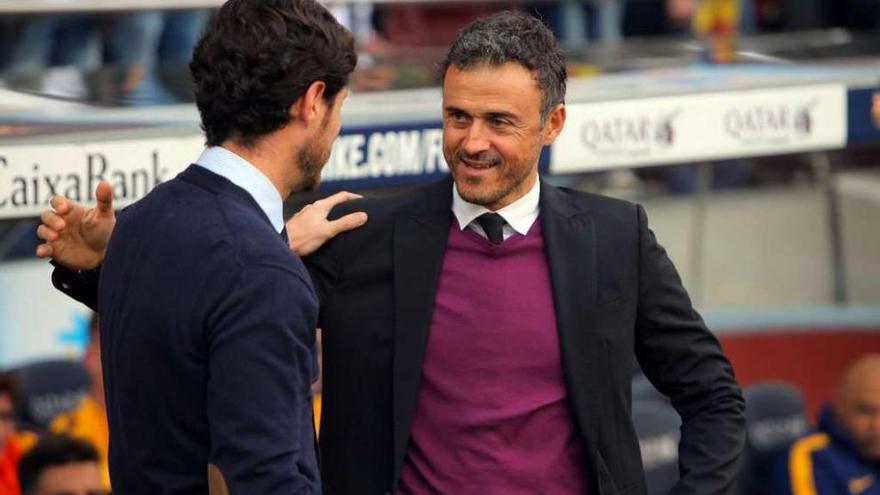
38, 11, 745, 495
38, 0, 360, 492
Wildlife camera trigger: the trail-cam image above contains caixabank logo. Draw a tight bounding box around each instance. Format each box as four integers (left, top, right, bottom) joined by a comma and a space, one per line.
579, 109, 680, 158
723, 99, 817, 146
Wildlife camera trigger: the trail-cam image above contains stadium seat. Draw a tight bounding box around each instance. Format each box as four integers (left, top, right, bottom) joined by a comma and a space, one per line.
13, 359, 90, 431
632, 399, 681, 495
735, 381, 809, 495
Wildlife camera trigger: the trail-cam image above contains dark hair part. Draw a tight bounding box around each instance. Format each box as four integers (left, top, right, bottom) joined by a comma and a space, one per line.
191, 0, 357, 147
18, 434, 100, 495
441, 11, 566, 122
0, 371, 20, 410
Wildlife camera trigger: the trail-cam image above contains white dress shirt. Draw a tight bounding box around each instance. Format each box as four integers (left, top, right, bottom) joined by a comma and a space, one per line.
452, 176, 540, 242
195, 146, 285, 235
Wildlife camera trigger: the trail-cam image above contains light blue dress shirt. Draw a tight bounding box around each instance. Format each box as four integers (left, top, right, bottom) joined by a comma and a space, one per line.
195, 146, 285, 234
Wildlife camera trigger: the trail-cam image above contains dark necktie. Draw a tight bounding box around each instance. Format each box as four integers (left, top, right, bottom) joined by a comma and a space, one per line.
475, 212, 506, 245
280, 225, 289, 246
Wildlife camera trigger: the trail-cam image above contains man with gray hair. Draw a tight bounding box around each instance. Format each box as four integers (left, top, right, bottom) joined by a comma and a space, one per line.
39, 10, 744, 494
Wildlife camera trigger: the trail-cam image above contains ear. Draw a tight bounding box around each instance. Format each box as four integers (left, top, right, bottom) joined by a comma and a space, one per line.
289, 80, 328, 126
541, 103, 566, 146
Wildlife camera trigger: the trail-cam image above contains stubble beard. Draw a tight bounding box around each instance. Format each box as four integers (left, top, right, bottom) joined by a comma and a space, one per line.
446, 148, 536, 209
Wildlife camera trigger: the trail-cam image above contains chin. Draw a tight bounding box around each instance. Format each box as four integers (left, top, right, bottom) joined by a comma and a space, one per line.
457, 186, 500, 207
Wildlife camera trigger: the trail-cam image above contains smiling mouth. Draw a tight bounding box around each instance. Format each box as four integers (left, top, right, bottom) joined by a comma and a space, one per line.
461, 157, 496, 169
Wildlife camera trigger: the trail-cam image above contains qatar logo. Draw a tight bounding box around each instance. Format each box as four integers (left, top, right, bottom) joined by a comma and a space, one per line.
579, 109, 679, 157
723, 99, 816, 145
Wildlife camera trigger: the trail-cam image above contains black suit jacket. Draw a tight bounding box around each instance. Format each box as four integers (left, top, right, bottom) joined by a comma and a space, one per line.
305, 177, 745, 495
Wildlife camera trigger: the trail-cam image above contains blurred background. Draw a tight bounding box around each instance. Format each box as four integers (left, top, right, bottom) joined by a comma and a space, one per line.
0, 0, 879, 493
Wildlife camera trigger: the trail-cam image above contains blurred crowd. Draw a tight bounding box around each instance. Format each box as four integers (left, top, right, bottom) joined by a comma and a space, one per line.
0, 10, 207, 105
2, 0, 880, 105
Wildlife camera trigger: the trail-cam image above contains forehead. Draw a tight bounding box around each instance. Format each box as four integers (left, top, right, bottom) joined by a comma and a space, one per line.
442, 62, 542, 117
37, 462, 103, 493
851, 373, 880, 396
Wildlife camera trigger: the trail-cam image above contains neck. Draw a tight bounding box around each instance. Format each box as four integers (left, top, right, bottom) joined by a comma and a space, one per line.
221, 138, 298, 200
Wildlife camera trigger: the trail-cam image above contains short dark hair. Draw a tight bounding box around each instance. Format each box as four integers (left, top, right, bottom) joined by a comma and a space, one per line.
18, 434, 100, 495
0, 371, 20, 411
191, 0, 357, 147
441, 11, 566, 122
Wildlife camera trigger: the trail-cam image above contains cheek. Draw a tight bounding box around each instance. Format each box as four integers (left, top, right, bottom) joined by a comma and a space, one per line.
851, 416, 873, 433
494, 138, 530, 164
443, 128, 465, 150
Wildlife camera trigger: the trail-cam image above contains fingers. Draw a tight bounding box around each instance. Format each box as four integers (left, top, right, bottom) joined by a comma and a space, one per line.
49, 195, 70, 215
328, 212, 368, 235
40, 210, 66, 232
314, 191, 363, 210
95, 181, 114, 214
36, 224, 60, 242
35, 243, 53, 259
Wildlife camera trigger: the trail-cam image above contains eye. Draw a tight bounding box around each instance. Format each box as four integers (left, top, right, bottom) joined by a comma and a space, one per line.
447, 111, 467, 122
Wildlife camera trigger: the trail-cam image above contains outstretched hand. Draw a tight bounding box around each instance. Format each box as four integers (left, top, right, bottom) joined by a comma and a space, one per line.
35, 181, 116, 270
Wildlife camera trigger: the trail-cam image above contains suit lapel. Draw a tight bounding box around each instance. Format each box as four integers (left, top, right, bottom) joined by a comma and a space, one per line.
540, 181, 602, 470
391, 178, 453, 486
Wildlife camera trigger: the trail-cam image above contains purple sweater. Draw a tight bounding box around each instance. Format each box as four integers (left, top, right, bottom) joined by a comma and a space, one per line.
398, 218, 588, 494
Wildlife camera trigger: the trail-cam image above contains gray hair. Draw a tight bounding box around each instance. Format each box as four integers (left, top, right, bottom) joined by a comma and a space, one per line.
441, 11, 567, 122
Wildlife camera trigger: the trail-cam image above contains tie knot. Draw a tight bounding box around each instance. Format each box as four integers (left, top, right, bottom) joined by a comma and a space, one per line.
475, 212, 506, 245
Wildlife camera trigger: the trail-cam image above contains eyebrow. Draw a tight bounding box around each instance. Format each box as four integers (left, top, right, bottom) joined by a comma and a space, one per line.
444, 106, 519, 122
485, 111, 518, 122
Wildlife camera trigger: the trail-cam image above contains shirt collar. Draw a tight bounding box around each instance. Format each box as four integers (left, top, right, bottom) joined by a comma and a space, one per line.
452, 175, 541, 235
195, 146, 285, 234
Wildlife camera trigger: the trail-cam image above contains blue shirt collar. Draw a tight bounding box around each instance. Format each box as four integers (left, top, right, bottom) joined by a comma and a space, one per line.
195, 146, 285, 234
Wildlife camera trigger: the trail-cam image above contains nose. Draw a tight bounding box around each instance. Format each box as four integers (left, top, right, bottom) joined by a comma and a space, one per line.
461, 121, 491, 155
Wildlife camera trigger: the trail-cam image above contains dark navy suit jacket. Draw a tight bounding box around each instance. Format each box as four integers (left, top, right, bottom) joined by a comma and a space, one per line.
95, 164, 319, 494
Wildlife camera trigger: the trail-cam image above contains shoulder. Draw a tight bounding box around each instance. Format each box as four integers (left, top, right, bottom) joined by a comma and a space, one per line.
543, 182, 642, 227
227, 259, 319, 312
116, 177, 292, 270
329, 178, 451, 220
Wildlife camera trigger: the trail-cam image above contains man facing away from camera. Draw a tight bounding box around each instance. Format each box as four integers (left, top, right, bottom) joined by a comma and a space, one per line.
38, 10, 744, 495
39, 0, 364, 492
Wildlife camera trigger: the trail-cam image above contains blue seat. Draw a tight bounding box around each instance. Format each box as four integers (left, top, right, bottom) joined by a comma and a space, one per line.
13, 359, 90, 431
735, 381, 808, 495
632, 398, 681, 495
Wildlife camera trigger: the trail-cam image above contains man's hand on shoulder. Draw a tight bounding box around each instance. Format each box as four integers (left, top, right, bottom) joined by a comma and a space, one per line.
288, 191, 368, 257
35, 181, 116, 270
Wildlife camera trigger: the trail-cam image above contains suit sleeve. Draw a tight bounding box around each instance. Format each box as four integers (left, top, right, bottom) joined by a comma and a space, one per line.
51, 261, 100, 311
302, 235, 341, 308
633, 204, 746, 495
302, 202, 353, 309
206, 263, 319, 494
